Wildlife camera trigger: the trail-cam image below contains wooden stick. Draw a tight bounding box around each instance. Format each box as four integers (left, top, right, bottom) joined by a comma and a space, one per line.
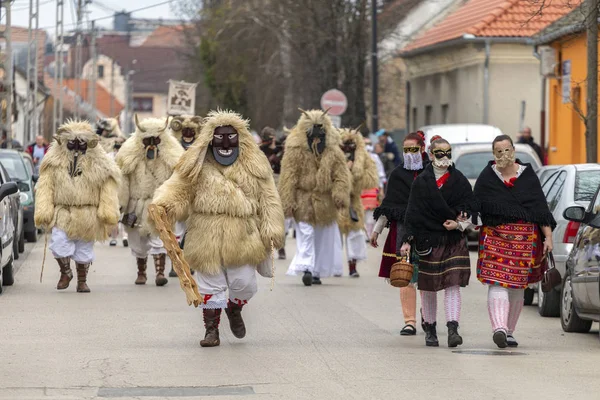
148, 204, 203, 307
40, 231, 48, 283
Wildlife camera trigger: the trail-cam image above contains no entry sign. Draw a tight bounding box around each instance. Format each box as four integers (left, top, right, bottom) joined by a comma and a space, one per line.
320, 89, 347, 116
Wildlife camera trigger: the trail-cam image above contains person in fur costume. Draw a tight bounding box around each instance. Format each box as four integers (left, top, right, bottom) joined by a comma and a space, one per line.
34, 120, 121, 293
151, 110, 285, 347
338, 126, 379, 277
96, 117, 126, 153
279, 109, 351, 286
116, 115, 183, 287
166, 115, 202, 277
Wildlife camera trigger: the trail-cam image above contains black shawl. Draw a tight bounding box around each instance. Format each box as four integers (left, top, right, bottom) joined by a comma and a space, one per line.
404, 164, 476, 249
373, 160, 427, 223
474, 161, 556, 229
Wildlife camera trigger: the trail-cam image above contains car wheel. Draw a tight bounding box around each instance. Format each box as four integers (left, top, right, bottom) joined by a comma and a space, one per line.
560, 271, 593, 332
538, 283, 560, 317
2, 257, 14, 286
25, 228, 37, 243
12, 234, 18, 260
524, 287, 535, 306
18, 228, 25, 253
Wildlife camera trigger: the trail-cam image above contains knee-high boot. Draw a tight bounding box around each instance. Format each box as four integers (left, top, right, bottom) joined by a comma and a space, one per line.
200, 309, 221, 347
135, 257, 147, 285
56, 257, 73, 290
225, 300, 246, 339
75, 263, 90, 293
154, 254, 168, 286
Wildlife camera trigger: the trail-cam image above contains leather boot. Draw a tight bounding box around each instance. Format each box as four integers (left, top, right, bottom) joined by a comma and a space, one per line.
349, 259, 359, 278
200, 308, 221, 347
278, 247, 286, 260
169, 267, 178, 278
154, 254, 168, 286
423, 322, 439, 347
135, 257, 147, 285
75, 263, 90, 293
56, 257, 73, 290
225, 300, 246, 339
447, 321, 463, 348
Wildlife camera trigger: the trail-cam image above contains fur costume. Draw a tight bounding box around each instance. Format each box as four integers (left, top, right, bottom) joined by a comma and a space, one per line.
151, 110, 285, 276
338, 127, 379, 235
116, 117, 183, 236
278, 110, 351, 226
96, 117, 126, 153
169, 115, 202, 148
34, 120, 121, 242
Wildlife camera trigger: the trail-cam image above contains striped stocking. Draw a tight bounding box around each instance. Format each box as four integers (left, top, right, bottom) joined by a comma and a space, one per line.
444, 285, 461, 322
507, 288, 524, 335
420, 290, 437, 324
400, 284, 417, 326
487, 285, 509, 333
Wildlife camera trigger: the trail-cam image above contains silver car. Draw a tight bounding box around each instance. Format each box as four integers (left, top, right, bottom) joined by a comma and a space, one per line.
533, 164, 600, 317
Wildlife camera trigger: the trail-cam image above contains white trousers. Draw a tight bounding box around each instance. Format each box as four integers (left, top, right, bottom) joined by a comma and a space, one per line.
284, 217, 294, 234
287, 221, 343, 278
346, 229, 367, 261
125, 227, 166, 259
49, 227, 94, 264
195, 265, 258, 309
364, 210, 375, 238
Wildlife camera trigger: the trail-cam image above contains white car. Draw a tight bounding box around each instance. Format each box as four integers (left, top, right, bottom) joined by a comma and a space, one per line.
419, 124, 503, 149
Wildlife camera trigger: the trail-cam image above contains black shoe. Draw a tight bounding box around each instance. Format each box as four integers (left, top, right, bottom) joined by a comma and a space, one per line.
446, 321, 463, 348
312, 277, 322, 285
423, 322, 439, 347
169, 268, 178, 278
507, 334, 518, 347
302, 271, 312, 286
493, 330, 508, 349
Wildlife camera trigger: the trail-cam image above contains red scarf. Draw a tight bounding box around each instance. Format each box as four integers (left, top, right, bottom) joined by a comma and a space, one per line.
436, 171, 451, 188
504, 177, 518, 188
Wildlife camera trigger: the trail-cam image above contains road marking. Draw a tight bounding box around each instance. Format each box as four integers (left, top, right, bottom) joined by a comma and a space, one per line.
97, 386, 255, 397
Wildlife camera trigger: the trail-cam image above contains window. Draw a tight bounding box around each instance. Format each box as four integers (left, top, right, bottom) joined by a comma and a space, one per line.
441, 104, 449, 124
133, 97, 153, 112
546, 171, 566, 212
97, 65, 104, 78
412, 107, 417, 131
574, 170, 600, 202
541, 172, 559, 197
425, 105, 432, 125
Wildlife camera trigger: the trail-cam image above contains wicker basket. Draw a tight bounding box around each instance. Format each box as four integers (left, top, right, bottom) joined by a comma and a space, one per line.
390, 256, 414, 288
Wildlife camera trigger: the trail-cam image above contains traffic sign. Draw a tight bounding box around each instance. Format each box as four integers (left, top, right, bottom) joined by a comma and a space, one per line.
320, 89, 347, 116
330, 115, 341, 128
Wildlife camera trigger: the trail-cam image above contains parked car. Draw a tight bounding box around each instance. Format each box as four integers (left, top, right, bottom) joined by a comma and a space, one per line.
0, 179, 19, 292
0, 150, 38, 242
537, 165, 562, 186
560, 187, 600, 333
527, 164, 600, 315
419, 124, 503, 149
0, 163, 24, 259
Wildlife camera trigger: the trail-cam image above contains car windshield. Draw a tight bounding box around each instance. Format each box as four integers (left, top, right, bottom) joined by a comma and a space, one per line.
454, 151, 537, 179
575, 170, 600, 202
0, 153, 29, 181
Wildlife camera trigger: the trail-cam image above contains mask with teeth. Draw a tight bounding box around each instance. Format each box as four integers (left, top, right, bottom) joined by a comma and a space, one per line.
211, 125, 239, 166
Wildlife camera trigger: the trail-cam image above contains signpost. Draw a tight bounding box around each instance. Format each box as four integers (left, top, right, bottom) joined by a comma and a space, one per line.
320, 89, 347, 128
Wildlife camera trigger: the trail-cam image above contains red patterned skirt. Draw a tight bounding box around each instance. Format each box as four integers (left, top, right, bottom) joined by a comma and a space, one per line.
477, 222, 547, 289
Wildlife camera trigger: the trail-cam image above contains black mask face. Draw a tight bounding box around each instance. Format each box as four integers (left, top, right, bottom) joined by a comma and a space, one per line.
65, 137, 97, 177
211, 125, 239, 166
181, 127, 196, 150
342, 140, 356, 161
142, 136, 161, 159
307, 124, 326, 155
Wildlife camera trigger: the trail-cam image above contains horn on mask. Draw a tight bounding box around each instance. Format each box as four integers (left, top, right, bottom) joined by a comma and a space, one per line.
134, 114, 146, 133
353, 122, 366, 134
297, 108, 309, 117
158, 116, 170, 132
321, 107, 332, 117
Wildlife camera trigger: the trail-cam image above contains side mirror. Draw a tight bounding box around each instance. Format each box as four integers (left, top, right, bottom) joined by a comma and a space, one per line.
563, 206, 586, 222
32, 174, 39, 183
0, 182, 18, 201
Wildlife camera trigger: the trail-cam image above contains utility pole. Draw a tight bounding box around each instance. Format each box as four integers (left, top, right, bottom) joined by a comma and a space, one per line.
371, 0, 379, 133
585, 0, 598, 162
74, 0, 83, 118
25, 0, 40, 144
0, 1, 13, 147
52, 0, 65, 133
109, 59, 115, 117
88, 20, 97, 117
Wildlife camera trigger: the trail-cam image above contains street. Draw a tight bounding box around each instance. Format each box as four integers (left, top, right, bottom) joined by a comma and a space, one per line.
1, 235, 599, 400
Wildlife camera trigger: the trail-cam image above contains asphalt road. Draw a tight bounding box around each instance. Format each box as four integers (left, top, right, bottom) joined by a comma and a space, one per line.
0, 234, 599, 400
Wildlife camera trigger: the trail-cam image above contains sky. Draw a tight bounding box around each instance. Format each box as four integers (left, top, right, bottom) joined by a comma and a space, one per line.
6, 0, 180, 38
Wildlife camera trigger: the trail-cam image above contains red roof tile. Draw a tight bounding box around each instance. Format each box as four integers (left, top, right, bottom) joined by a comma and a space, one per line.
403, 0, 581, 53
142, 25, 188, 48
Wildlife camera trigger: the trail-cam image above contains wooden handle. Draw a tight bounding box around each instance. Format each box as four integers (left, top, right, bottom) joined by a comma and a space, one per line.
148, 204, 203, 307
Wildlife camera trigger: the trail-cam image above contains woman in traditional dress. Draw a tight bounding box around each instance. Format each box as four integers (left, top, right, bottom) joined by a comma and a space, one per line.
370, 131, 428, 336
474, 135, 555, 348
400, 137, 475, 347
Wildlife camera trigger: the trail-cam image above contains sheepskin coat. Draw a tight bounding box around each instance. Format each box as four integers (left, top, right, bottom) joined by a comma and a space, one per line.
116, 117, 183, 236
151, 110, 285, 275
34, 120, 121, 242
278, 110, 351, 226
98, 117, 125, 153
338, 128, 379, 234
